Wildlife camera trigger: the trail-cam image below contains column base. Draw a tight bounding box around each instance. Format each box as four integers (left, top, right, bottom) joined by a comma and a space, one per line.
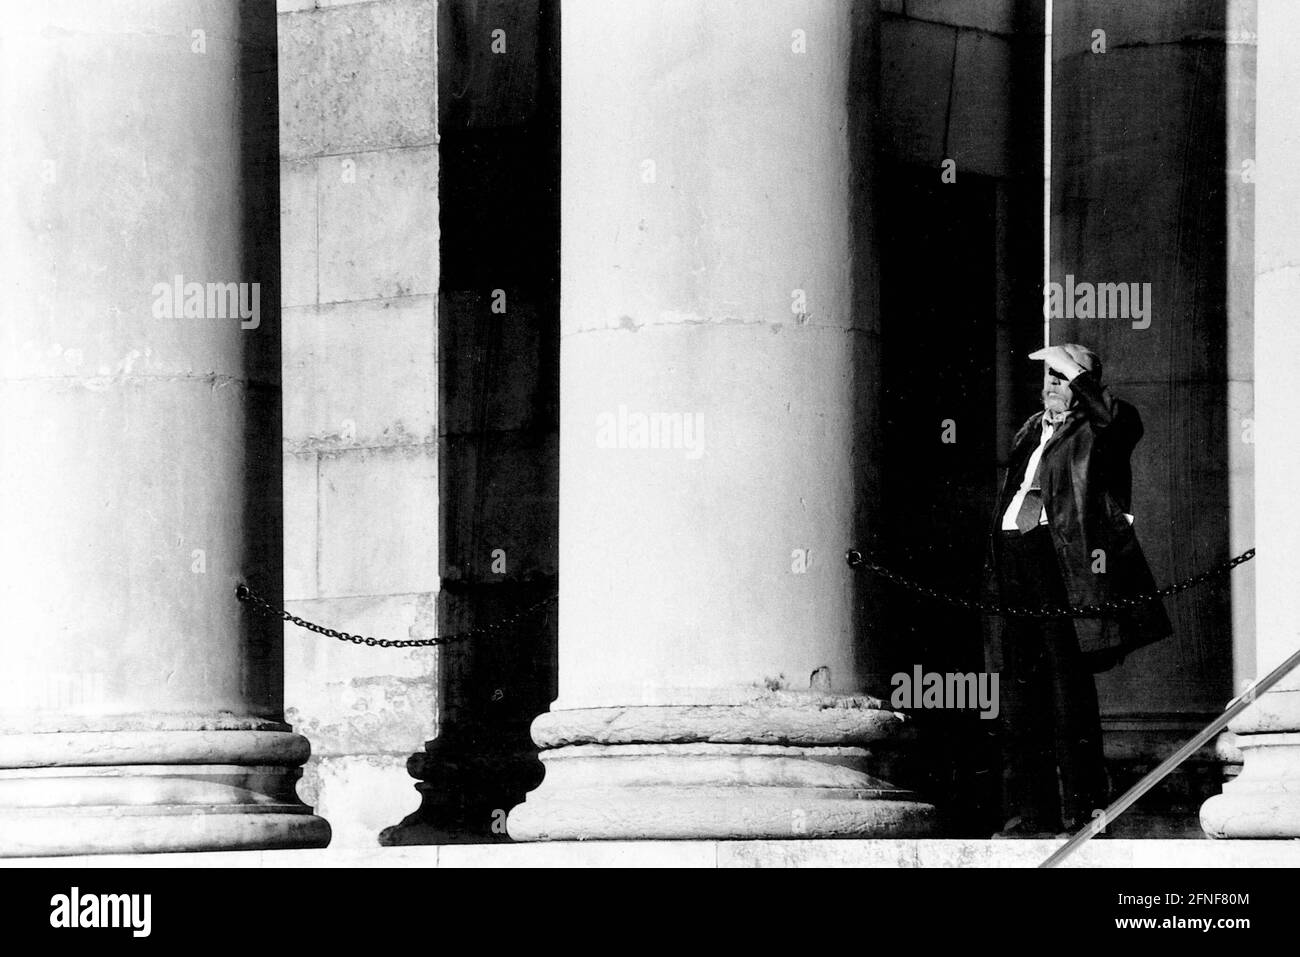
0, 728, 331, 857
1200, 691, 1300, 838
508, 698, 937, 841
1200, 733, 1300, 838
0, 809, 331, 858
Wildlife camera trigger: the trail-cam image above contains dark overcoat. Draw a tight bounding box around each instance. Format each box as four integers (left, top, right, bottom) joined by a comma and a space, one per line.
982, 370, 1173, 665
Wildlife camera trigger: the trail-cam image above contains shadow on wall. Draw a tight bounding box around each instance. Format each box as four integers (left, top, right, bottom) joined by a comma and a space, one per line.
240, 0, 286, 719
876, 164, 1006, 835
382, 0, 561, 845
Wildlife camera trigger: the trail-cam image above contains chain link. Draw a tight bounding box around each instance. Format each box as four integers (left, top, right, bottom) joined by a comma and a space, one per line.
844, 547, 1254, 619
235, 584, 556, 648
238, 546, 1255, 645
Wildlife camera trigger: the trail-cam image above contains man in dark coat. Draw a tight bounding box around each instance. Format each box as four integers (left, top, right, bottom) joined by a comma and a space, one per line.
983, 343, 1172, 838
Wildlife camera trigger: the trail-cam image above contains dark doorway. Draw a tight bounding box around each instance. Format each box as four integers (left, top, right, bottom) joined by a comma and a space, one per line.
876, 164, 1005, 834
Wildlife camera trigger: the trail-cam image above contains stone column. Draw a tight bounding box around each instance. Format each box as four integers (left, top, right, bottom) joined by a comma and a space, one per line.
0, 1, 329, 856
508, 0, 934, 841
1201, 0, 1300, 839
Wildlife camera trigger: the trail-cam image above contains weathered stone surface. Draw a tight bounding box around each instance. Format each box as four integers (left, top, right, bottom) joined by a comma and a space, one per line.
277, 11, 325, 159
317, 147, 439, 305
319, 1, 437, 153
719, 838, 921, 868
0, 812, 328, 859
509, 787, 933, 842
1201, 732, 1300, 838
531, 701, 906, 749
1225, 688, 1300, 735
283, 452, 320, 601
1, 0, 326, 856
280, 158, 319, 308
279, 0, 437, 158
316, 446, 439, 597
282, 295, 437, 449
555, 324, 880, 709
530, 743, 894, 790
298, 753, 418, 848
0, 729, 305, 768
284, 593, 438, 756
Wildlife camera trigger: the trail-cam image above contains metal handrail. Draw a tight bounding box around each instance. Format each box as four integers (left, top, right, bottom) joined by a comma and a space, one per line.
1041, 643, 1300, 867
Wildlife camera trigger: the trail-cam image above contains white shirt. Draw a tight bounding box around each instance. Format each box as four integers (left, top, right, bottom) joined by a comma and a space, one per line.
1001, 418, 1055, 530
999, 410, 1136, 531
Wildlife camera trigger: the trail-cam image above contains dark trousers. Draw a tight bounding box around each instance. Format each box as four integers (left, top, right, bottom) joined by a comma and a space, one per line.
995, 527, 1107, 830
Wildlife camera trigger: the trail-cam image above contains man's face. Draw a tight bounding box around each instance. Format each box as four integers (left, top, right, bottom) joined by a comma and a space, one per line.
1042, 366, 1072, 414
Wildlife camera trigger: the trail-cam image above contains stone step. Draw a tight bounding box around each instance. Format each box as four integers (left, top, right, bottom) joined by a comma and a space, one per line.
3, 838, 1298, 869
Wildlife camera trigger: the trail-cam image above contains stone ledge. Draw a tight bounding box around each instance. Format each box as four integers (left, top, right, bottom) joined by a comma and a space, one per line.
531, 700, 906, 748
4, 839, 1299, 869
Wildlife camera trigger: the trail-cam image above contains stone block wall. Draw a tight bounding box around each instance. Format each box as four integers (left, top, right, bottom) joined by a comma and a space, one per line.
276, 0, 440, 846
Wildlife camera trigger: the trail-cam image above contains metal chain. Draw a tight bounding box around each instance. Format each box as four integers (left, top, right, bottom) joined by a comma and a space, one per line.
235, 584, 556, 648
239, 546, 1255, 646
844, 547, 1255, 619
